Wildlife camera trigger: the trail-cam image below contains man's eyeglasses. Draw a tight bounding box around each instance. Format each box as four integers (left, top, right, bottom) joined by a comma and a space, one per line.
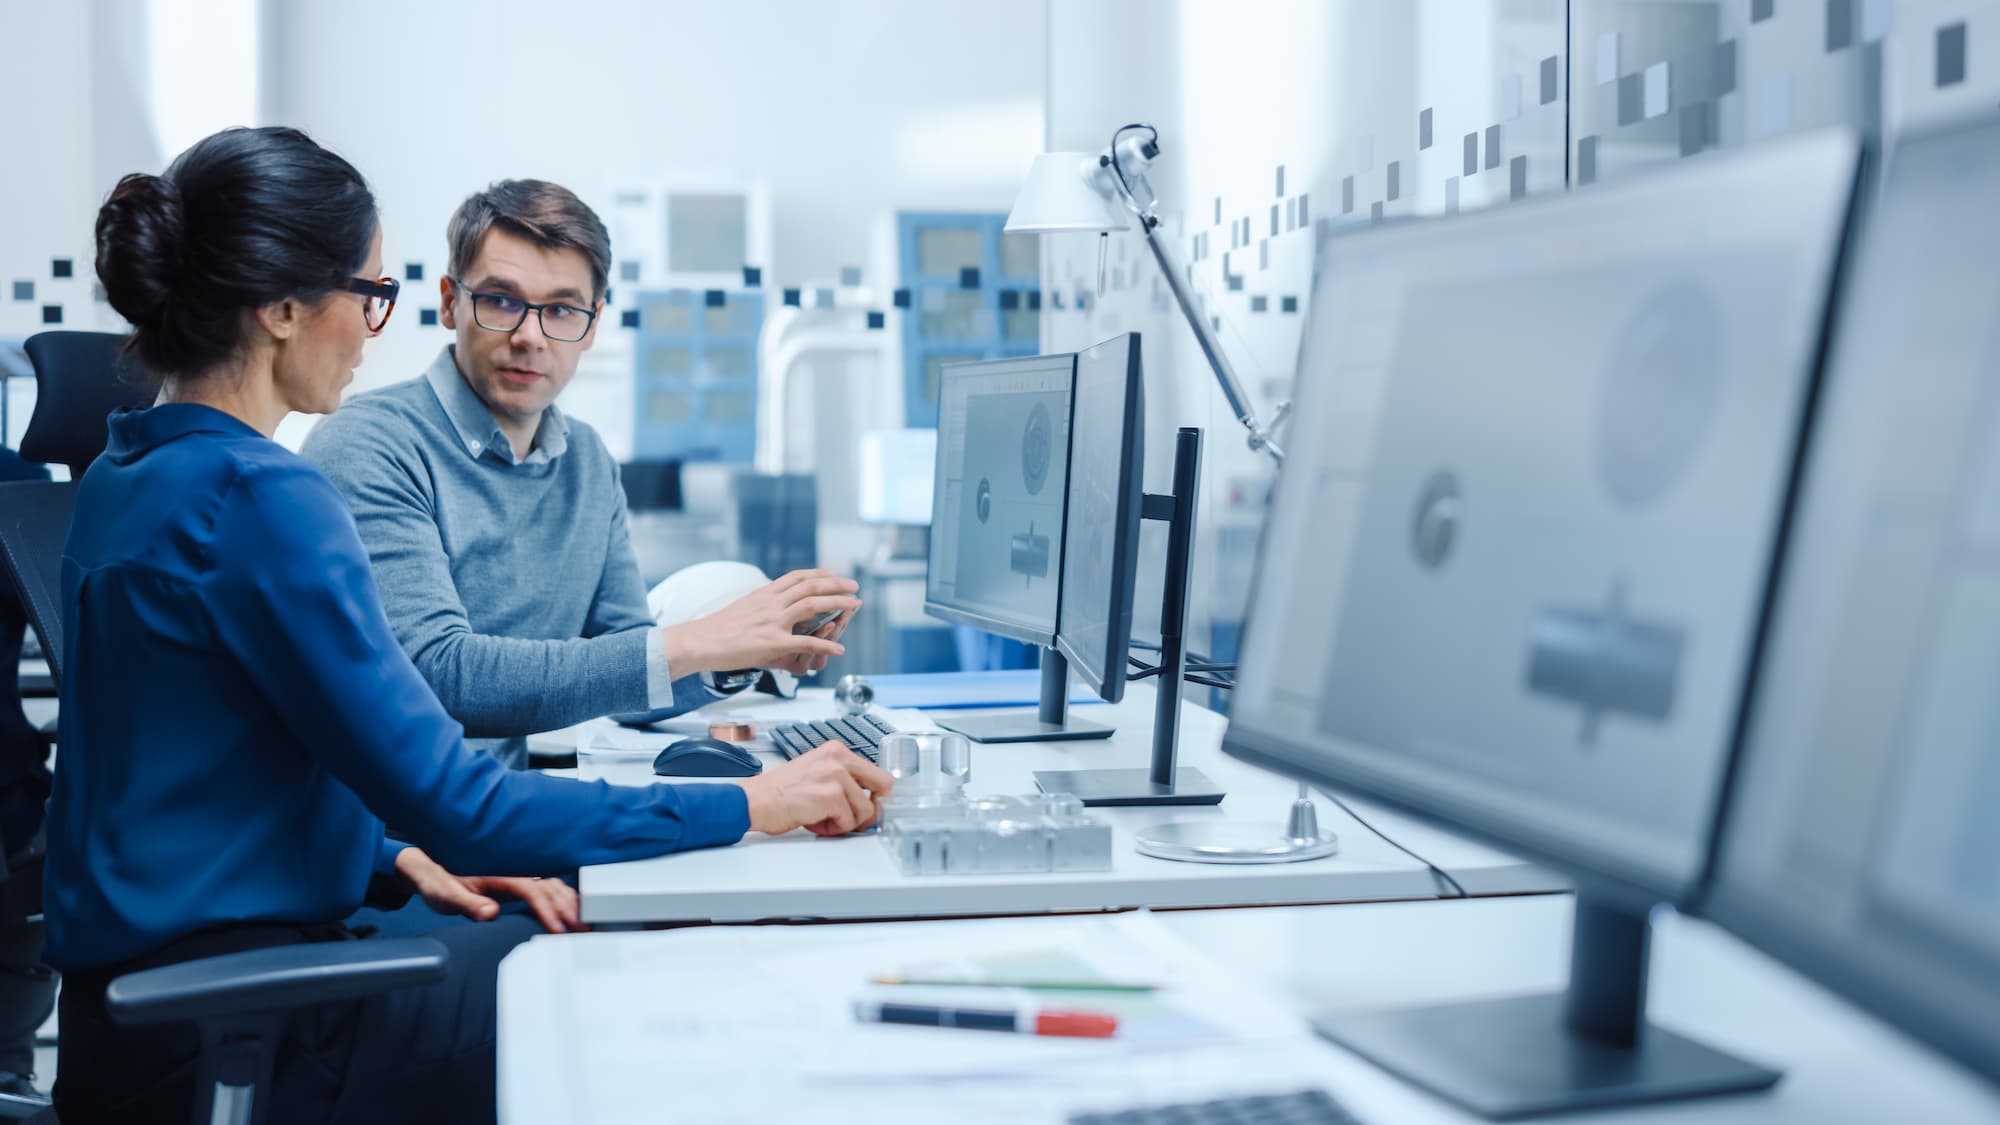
448, 277, 598, 343
338, 276, 400, 333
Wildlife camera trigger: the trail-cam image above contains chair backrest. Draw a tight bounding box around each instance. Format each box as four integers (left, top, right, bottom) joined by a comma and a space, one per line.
0, 482, 80, 689
20, 332, 154, 477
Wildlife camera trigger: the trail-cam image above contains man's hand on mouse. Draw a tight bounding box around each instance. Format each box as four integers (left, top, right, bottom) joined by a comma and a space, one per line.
732, 742, 894, 836
663, 568, 861, 678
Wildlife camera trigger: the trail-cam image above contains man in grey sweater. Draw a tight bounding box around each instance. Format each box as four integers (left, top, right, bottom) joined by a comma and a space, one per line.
304, 180, 856, 768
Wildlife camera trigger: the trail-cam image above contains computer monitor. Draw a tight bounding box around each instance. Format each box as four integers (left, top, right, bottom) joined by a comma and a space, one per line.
925, 353, 1076, 647
1223, 130, 1862, 1117
1054, 332, 1145, 703
1703, 117, 2000, 1089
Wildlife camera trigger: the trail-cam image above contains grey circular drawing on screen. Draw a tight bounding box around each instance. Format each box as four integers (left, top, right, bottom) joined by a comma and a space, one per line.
1022, 402, 1053, 495
1411, 469, 1463, 570
1596, 282, 1726, 508
976, 478, 992, 524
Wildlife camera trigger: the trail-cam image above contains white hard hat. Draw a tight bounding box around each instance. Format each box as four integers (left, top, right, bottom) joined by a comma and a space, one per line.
648, 560, 773, 626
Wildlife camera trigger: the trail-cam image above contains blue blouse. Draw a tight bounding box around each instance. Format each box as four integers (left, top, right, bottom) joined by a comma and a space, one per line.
43, 404, 749, 971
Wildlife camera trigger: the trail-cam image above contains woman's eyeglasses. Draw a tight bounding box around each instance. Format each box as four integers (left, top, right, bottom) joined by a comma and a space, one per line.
338, 276, 401, 333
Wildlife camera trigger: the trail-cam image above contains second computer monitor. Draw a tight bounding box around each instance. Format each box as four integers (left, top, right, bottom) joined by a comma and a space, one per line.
1055, 333, 1145, 703
1220, 130, 1862, 1117
925, 353, 1075, 647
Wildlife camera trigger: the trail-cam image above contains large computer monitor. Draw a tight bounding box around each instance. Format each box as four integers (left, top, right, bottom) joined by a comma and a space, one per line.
925, 353, 1076, 647
1054, 332, 1145, 703
1703, 117, 2000, 1089
1223, 130, 1862, 1117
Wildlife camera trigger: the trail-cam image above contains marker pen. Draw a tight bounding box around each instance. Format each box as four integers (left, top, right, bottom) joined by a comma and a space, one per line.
853, 999, 1118, 1038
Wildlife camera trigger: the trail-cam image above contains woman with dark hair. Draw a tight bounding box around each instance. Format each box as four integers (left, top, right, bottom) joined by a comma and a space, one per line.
44, 126, 890, 1124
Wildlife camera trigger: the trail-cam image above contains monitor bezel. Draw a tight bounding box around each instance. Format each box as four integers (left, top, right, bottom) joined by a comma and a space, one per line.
1222, 128, 1864, 911
1054, 332, 1146, 704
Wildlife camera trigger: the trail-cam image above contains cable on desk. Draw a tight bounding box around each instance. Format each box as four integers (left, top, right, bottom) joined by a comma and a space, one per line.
1314, 787, 1469, 899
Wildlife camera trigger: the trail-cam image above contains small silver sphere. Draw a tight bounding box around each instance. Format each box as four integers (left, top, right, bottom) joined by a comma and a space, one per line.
833, 674, 875, 716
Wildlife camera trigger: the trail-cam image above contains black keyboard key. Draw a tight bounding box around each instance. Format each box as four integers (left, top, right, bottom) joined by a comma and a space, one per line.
1068, 1089, 1360, 1125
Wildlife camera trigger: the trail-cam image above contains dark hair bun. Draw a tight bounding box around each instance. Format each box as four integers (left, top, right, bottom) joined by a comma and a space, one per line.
94, 173, 186, 331
92, 127, 376, 378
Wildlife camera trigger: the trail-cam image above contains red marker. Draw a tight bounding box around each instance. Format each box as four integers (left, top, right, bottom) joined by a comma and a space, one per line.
854, 999, 1118, 1038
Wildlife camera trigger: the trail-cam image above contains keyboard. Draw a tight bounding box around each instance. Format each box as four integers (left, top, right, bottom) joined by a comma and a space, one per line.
1070, 1090, 1363, 1125
765, 713, 900, 764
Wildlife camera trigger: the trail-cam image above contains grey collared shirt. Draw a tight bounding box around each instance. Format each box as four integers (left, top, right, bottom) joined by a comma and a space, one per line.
301, 347, 701, 767
422, 348, 676, 709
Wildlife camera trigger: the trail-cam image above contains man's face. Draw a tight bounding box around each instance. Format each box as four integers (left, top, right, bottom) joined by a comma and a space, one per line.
440, 227, 602, 426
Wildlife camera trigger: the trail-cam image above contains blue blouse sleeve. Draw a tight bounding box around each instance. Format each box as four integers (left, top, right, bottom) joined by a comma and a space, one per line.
195, 459, 749, 876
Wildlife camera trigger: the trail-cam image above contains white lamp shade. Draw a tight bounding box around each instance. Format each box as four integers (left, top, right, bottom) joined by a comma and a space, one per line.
1005, 152, 1133, 233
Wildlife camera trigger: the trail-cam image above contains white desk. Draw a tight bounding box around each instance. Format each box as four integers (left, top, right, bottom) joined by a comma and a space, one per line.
497, 894, 2000, 1124
548, 684, 1565, 925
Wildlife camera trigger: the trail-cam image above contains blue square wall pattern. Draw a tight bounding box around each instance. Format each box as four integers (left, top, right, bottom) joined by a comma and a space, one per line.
41, 305, 61, 324
405, 262, 424, 282
620, 310, 640, 329
959, 267, 980, 290
419, 309, 439, 327
893, 288, 912, 308
1937, 23, 1967, 86
999, 289, 1021, 310
742, 266, 762, 288
51, 259, 73, 279
705, 290, 726, 308
782, 288, 802, 307
840, 266, 863, 287
10, 281, 29, 302
866, 311, 885, 330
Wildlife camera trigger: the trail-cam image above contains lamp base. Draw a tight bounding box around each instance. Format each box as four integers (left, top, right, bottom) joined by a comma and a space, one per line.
1134, 820, 1340, 864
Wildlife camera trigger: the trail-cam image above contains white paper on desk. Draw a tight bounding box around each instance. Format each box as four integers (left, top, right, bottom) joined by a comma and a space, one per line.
550, 913, 1306, 1102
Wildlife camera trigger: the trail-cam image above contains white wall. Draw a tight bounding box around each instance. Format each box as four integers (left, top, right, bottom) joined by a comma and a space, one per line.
2, 0, 1047, 459
1042, 0, 1564, 652
264, 0, 1046, 454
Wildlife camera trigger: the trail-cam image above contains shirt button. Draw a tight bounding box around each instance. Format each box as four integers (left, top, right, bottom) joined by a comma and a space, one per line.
469, 440, 482, 453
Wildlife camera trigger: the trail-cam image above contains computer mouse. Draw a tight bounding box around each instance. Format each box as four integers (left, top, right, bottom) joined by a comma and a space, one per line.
652, 736, 763, 778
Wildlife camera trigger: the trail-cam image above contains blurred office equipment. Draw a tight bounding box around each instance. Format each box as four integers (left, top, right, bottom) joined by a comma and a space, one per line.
630, 287, 765, 464
1703, 115, 2000, 1089
898, 212, 1042, 430
1008, 125, 1288, 463
1223, 130, 1862, 1117
623, 462, 814, 590
856, 428, 935, 537
618, 459, 683, 513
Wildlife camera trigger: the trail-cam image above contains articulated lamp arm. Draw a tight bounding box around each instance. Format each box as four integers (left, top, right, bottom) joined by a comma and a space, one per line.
1099, 123, 1289, 465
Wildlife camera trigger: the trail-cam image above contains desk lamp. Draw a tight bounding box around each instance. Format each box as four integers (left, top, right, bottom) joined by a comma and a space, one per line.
1010, 125, 1334, 864
1005, 123, 1290, 465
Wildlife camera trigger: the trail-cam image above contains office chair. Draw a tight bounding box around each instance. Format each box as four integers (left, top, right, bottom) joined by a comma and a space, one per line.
2, 333, 453, 1125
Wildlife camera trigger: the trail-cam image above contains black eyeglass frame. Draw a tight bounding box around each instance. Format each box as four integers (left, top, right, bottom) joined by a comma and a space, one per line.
445, 276, 600, 343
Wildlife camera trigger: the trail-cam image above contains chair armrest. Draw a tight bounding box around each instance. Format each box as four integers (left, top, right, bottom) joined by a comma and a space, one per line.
106, 938, 449, 1026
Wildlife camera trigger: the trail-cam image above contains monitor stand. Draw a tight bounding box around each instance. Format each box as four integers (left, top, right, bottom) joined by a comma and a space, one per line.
1032, 428, 1225, 807
934, 652, 1115, 743
1312, 892, 1781, 1120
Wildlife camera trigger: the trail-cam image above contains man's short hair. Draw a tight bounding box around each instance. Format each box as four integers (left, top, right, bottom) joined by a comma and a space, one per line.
446, 179, 611, 302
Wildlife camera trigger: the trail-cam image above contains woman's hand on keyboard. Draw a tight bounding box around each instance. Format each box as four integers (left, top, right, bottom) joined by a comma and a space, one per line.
734, 742, 895, 836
